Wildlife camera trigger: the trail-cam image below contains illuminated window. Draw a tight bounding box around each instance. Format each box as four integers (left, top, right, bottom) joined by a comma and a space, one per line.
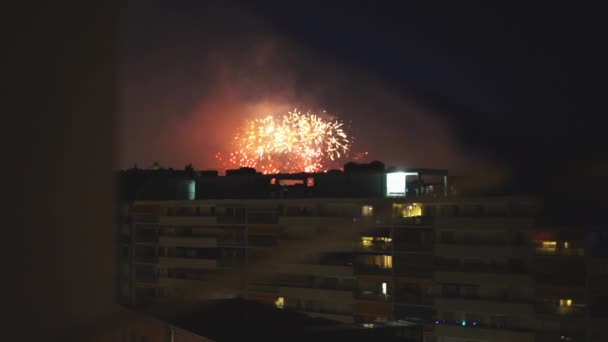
362, 205, 374, 217
564, 241, 569, 249
279, 179, 304, 186
361, 236, 374, 246
270, 178, 276, 185
377, 255, 392, 269
559, 299, 573, 307
537, 241, 557, 253
381, 282, 387, 295
306, 177, 315, 187
386, 172, 406, 197
393, 203, 422, 217
275, 297, 284, 309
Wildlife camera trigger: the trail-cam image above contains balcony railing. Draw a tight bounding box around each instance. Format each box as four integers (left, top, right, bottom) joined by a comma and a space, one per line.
217, 238, 246, 247
436, 292, 533, 305
217, 216, 247, 224
355, 291, 392, 302
432, 318, 536, 334
353, 263, 392, 275
394, 293, 434, 306
391, 216, 433, 226
433, 261, 528, 274
438, 239, 532, 247
353, 242, 392, 253
535, 303, 587, 316
134, 255, 159, 264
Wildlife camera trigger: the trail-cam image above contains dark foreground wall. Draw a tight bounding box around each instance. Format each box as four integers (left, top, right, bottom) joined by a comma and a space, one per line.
5, 3, 118, 341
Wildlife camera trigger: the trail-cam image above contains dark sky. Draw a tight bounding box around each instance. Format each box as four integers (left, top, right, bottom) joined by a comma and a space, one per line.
120, 1, 605, 219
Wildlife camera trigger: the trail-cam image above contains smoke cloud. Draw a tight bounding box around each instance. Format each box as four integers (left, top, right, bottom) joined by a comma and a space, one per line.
119, 1, 492, 178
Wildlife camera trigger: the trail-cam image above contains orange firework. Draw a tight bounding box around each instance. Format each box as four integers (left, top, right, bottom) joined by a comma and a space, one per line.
217, 109, 350, 174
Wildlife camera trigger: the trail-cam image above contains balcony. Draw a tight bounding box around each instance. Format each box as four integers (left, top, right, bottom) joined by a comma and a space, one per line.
535, 303, 587, 316
278, 216, 353, 226
217, 238, 246, 248
391, 216, 434, 226
434, 322, 535, 342
434, 217, 535, 230
354, 291, 391, 302
302, 310, 354, 324
274, 263, 353, 277
434, 259, 528, 275
279, 286, 354, 305
434, 243, 532, 259
158, 277, 209, 289
158, 257, 216, 269
158, 236, 217, 248
134, 255, 159, 264
353, 263, 392, 276
394, 292, 433, 306
247, 214, 278, 224
434, 271, 534, 288
353, 241, 392, 253
434, 297, 534, 315
158, 215, 217, 226
217, 216, 246, 224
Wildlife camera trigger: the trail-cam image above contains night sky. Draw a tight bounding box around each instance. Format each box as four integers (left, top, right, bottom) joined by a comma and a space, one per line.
120, 1, 604, 222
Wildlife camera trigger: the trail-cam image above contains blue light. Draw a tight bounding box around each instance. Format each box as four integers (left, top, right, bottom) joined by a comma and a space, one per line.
435, 320, 439, 324
473, 322, 477, 326
461, 320, 467, 326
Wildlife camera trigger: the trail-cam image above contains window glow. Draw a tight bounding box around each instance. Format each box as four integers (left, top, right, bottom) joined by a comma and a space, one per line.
270, 178, 276, 185
564, 241, 569, 249
537, 241, 557, 253
361, 236, 392, 247
275, 297, 284, 309
378, 255, 392, 269
393, 203, 423, 217
381, 282, 387, 295
279, 179, 304, 186
559, 299, 573, 307
386, 172, 406, 197
306, 177, 315, 187
361, 205, 374, 217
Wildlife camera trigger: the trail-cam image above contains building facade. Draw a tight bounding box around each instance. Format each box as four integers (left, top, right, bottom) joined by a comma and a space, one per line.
118, 166, 601, 341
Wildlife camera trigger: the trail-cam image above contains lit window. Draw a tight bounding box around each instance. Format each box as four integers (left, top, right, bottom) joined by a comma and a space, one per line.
381, 282, 387, 295
386, 172, 406, 197
559, 299, 573, 307
275, 297, 284, 309
279, 179, 304, 186
362, 205, 374, 217
377, 255, 392, 269
270, 178, 276, 185
361, 236, 374, 246
564, 241, 569, 249
393, 203, 422, 217
306, 177, 315, 187
537, 241, 557, 253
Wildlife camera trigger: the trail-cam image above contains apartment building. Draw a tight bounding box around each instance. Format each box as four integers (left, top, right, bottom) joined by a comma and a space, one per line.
118, 164, 601, 342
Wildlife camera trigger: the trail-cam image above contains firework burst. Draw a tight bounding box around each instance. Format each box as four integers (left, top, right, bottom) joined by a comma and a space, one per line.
217, 109, 351, 174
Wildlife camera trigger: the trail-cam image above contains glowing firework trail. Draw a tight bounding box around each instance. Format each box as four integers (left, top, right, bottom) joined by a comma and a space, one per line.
218, 109, 351, 174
